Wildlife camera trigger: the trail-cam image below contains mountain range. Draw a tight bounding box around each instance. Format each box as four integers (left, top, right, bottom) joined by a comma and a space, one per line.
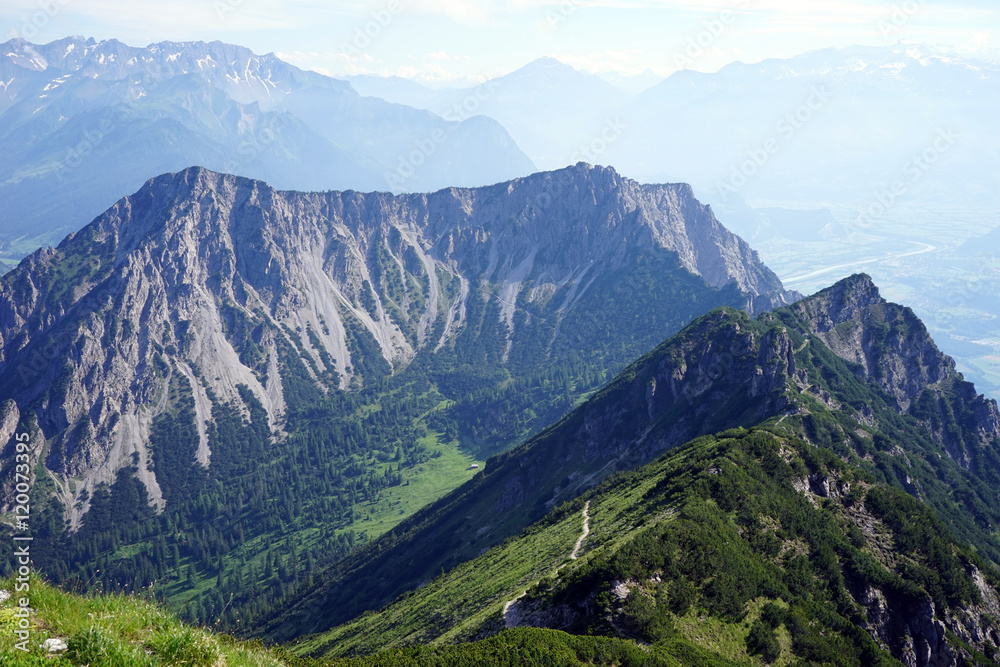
328, 43, 1000, 401
0, 36, 533, 256
2, 158, 1000, 664
366, 45, 998, 217
258, 273, 1000, 664
412, 58, 631, 171
0, 163, 802, 631
0, 162, 794, 516
12, 39, 996, 263
6, 267, 1000, 664
2, 38, 1000, 664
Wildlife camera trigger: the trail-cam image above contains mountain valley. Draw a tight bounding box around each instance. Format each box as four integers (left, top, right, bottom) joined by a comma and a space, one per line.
258, 274, 1000, 665
0, 162, 797, 631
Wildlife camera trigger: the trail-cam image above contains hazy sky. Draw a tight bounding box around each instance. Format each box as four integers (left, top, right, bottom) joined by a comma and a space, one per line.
3, 0, 998, 84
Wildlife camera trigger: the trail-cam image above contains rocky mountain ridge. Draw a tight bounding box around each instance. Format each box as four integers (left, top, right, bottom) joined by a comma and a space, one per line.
0, 36, 334, 110
787, 274, 1000, 470
263, 273, 1000, 647
0, 163, 795, 528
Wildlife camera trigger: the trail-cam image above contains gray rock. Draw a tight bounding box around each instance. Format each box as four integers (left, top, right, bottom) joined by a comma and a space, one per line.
41, 638, 68, 653
790, 274, 1000, 470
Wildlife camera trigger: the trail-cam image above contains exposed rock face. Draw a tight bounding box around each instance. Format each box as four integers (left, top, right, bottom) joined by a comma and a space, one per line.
0, 400, 18, 447
561, 308, 796, 473
487, 307, 798, 513
792, 274, 949, 410
0, 163, 796, 524
791, 273, 1000, 468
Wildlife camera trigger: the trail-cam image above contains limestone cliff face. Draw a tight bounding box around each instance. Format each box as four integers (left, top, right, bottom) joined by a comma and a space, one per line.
790, 273, 1000, 469
0, 163, 795, 523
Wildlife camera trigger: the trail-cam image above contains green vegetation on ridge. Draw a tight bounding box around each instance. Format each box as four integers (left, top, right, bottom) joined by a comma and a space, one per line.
0, 576, 296, 667
304, 426, 1000, 666
0, 576, 740, 667
260, 291, 1000, 648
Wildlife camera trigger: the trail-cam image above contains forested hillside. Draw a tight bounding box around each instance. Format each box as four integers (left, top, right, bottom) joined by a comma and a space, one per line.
0, 164, 795, 627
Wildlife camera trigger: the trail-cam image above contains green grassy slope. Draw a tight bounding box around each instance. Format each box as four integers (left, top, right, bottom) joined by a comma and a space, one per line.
325, 628, 742, 667
301, 427, 1000, 666
0, 577, 738, 667
0, 576, 297, 667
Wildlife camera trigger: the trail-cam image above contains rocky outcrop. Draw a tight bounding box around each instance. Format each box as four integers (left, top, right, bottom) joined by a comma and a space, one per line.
791, 273, 1000, 469
792, 274, 949, 409
487, 307, 798, 519
0, 164, 796, 523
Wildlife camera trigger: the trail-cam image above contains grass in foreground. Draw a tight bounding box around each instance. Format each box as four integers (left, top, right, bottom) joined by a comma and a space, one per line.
0, 576, 298, 667
0, 575, 741, 666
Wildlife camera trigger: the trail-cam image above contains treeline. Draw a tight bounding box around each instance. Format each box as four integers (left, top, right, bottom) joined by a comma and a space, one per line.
26, 369, 424, 628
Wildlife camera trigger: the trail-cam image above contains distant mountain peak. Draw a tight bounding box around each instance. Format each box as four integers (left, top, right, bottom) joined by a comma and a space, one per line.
521, 56, 572, 69
504, 56, 609, 84
0, 36, 534, 244
813, 271, 881, 305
